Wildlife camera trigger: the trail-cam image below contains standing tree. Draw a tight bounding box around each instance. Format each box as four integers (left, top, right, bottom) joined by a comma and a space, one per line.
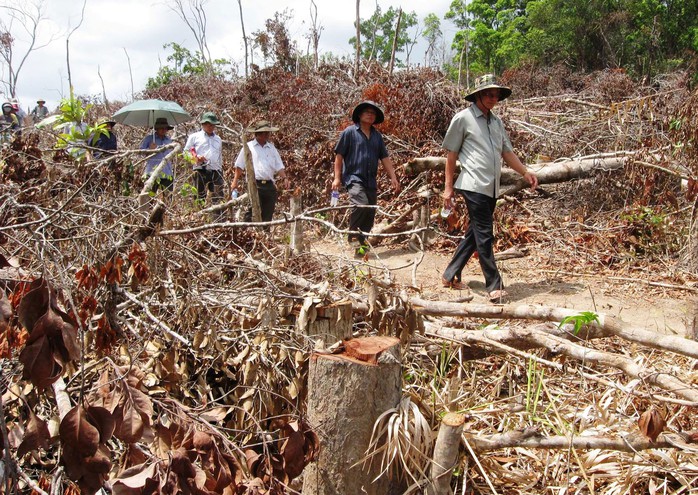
354, 0, 361, 77
349, 5, 417, 67
169, 0, 214, 74
0, 0, 54, 98
422, 13, 442, 68
306, 0, 323, 70
237, 0, 249, 77
251, 10, 296, 71
446, 0, 527, 75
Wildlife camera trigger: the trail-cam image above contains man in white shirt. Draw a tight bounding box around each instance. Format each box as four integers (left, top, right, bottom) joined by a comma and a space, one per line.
231, 120, 289, 222
184, 112, 225, 205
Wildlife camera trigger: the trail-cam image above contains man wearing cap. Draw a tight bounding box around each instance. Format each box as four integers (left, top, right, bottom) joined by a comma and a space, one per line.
92, 120, 118, 159
184, 112, 225, 205
332, 100, 400, 257
441, 74, 538, 302
140, 117, 174, 192
232, 120, 288, 222
31, 99, 49, 123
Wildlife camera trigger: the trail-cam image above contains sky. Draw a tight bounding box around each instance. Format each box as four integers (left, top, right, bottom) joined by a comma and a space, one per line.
1, 0, 458, 114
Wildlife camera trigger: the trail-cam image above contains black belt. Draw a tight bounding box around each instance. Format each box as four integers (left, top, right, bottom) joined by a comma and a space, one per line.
256, 179, 273, 185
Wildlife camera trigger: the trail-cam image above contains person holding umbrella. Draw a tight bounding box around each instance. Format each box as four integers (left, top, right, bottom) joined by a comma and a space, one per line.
140, 117, 174, 192
184, 112, 225, 205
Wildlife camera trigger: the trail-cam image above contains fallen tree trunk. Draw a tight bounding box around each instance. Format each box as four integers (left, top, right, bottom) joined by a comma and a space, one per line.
403, 154, 629, 194
464, 428, 698, 454
411, 298, 695, 359
425, 322, 698, 404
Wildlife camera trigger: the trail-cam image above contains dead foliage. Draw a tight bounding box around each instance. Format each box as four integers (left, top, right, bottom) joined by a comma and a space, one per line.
0, 63, 697, 494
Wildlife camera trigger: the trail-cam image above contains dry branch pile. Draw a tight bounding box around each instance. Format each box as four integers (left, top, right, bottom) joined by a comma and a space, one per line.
0, 64, 697, 494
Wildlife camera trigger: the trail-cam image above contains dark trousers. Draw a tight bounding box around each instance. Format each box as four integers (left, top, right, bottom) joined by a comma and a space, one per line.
442, 190, 504, 294
195, 169, 224, 203
244, 180, 278, 222
347, 182, 377, 244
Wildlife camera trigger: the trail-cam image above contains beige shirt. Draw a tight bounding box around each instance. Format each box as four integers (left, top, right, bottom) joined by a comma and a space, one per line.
442, 104, 513, 198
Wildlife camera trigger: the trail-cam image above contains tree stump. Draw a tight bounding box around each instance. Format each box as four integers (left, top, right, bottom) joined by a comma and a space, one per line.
302, 336, 402, 495
300, 299, 353, 346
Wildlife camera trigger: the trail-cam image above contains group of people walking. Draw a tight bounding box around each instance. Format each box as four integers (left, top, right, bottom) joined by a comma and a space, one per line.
5, 73, 537, 302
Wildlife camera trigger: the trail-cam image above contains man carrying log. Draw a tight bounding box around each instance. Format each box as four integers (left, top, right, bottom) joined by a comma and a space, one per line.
441, 74, 538, 302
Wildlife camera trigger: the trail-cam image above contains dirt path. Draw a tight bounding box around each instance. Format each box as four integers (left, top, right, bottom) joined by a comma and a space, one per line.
306, 237, 693, 336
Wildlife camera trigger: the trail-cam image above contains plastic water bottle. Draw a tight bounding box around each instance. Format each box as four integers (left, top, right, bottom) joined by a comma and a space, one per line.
232, 189, 239, 199
330, 190, 339, 207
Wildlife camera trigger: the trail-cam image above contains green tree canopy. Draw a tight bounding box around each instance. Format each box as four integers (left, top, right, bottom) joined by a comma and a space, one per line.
146, 42, 230, 90
349, 5, 418, 66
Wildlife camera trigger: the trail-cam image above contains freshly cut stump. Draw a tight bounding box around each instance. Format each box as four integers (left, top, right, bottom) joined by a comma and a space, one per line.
302, 336, 402, 495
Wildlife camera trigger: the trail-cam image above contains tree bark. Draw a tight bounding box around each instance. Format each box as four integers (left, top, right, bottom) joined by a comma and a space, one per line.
411, 298, 694, 359
241, 135, 262, 222
290, 192, 304, 254
354, 0, 361, 78
403, 155, 628, 191
464, 428, 696, 454
303, 336, 402, 495
426, 412, 465, 495
388, 8, 402, 77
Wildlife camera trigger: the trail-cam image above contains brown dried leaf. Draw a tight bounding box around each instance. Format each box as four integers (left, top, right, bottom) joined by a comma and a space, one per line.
638, 407, 666, 442
19, 335, 64, 389
171, 449, 196, 479
16, 277, 50, 333
86, 406, 116, 444
193, 430, 214, 451
114, 400, 145, 444
83, 443, 112, 474
60, 406, 101, 458
112, 462, 158, 492
0, 290, 11, 334
17, 410, 50, 458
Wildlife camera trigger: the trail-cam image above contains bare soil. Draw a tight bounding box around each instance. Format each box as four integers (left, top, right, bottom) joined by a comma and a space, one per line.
307, 237, 694, 336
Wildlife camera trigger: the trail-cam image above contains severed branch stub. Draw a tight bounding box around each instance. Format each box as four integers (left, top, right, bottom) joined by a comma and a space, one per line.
426, 412, 466, 495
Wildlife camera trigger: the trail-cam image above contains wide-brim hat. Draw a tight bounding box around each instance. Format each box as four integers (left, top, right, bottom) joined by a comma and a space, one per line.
248, 120, 279, 133
200, 112, 220, 125
465, 74, 512, 102
98, 119, 117, 127
153, 117, 173, 130
351, 100, 385, 124
37, 99, 45, 104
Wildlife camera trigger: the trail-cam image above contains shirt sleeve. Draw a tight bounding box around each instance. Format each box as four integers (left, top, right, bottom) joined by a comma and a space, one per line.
333, 128, 350, 156
442, 113, 467, 153
234, 146, 246, 169
271, 145, 284, 172
139, 136, 151, 150
377, 133, 389, 159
